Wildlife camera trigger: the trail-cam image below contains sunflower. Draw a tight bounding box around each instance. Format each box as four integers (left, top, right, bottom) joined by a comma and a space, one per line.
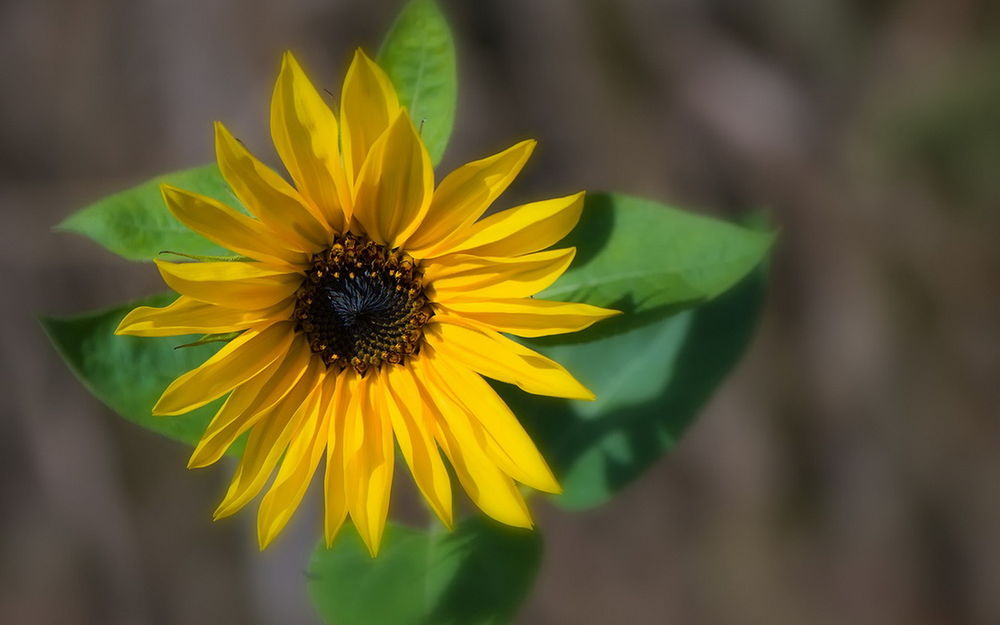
116, 50, 618, 554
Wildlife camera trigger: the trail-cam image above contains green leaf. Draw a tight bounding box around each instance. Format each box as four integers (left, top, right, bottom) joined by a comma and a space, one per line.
40, 293, 224, 447
496, 194, 774, 509
505, 266, 767, 509
176, 331, 244, 349
57, 164, 243, 262
378, 0, 457, 166
537, 192, 773, 322
159, 251, 253, 263
309, 519, 541, 625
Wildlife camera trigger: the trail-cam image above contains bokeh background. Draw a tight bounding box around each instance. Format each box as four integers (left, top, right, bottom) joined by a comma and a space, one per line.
3, 0, 1000, 623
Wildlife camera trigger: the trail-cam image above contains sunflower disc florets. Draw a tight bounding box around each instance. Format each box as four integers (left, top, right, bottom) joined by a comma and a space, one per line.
294, 233, 430, 374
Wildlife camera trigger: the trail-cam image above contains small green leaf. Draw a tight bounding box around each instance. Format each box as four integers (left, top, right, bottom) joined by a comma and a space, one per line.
309, 518, 541, 625
57, 164, 243, 262
176, 331, 243, 349
505, 266, 766, 509
159, 251, 253, 263
378, 0, 457, 165
538, 192, 773, 322
41, 293, 224, 447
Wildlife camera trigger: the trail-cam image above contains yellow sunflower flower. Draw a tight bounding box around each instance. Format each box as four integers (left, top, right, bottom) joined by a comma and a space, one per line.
116, 50, 619, 554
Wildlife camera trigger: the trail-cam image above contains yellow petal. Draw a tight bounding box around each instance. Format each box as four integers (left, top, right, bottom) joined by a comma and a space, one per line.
342, 372, 395, 557
340, 49, 401, 185
425, 248, 575, 301
115, 296, 287, 337
153, 321, 295, 416
188, 337, 313, 468
187, 356, 283, 468
323, 371, 352, 546
154, 259, 302, 311
215, 121, 331, 250
271, 52, 350, 231
383, 366, 453, 528
409, 356, 532, 528
428, 192, 584, 258
405, 140, 536, 253
213, 359, 321, 519
424, 318, 594, 400
257, 367, 330, 549
352, 111, 433, 248
437, 298, 620, 338
423, 355, 560, 494
161, 185, 306, 268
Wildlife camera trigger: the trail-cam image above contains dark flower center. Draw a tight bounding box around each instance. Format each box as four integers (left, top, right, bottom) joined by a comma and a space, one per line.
294, 234, 430, 375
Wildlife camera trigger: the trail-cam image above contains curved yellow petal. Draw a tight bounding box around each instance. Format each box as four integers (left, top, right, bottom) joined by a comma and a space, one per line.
427, 192, 584, 258
424, 318, 594, 400
271, 52, 350, 231
352, 111, 433, 248
410, 356, 532, 528
188, 337, 313, 468
425, 248, 575, 301
185, 356, 282, 467
383, 366, 453, 528
342, 372, 395, 557
161, 185, 306, 268
405, 139, 536, 253
340, 49, 401, 185
437, 298, 620, 338
153, 321, 295, 416
257, 367, 330, 549
423, 355, 560, 494
323, 370, 352, 547
213, 359, 321, 519
115, 296, 287, 337
215, 121, 331, 250
154, 259, 302, 311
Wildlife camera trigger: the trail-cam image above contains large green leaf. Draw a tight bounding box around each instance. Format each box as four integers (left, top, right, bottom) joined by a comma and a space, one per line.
538, 192, 773, 323
57, 164, 241, 261
41, 293, 224, 447
505, 266, 766, 510
309, 519, 541, 625
496, 194, 772, 509
378, 0, 457, 166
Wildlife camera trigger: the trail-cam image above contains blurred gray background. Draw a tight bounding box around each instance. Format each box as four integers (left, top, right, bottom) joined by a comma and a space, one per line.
3, 0, 1000, 623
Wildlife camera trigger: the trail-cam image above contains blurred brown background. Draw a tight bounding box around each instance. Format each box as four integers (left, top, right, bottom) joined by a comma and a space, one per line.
3, 0, 1000, 623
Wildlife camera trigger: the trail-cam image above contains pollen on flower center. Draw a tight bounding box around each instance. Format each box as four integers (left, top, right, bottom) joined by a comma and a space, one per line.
293, 233, 430, 374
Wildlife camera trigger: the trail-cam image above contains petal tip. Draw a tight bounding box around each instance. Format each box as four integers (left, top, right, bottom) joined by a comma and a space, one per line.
517, 138, 538, 154
507, 514, 534, 530
150, 397, 173, 416
257, 519, 281, 551
362, 537, 381, 558
159, 183, 181, 199
159, 185, 193, 213
280, 49, 299, 70
186, 446, 213, 469
352, 47, 374, 64
212, 503, 234, 521
213, 120, 234, 143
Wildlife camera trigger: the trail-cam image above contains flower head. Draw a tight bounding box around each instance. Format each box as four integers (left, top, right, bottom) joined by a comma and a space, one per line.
116, 50, 618, 554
